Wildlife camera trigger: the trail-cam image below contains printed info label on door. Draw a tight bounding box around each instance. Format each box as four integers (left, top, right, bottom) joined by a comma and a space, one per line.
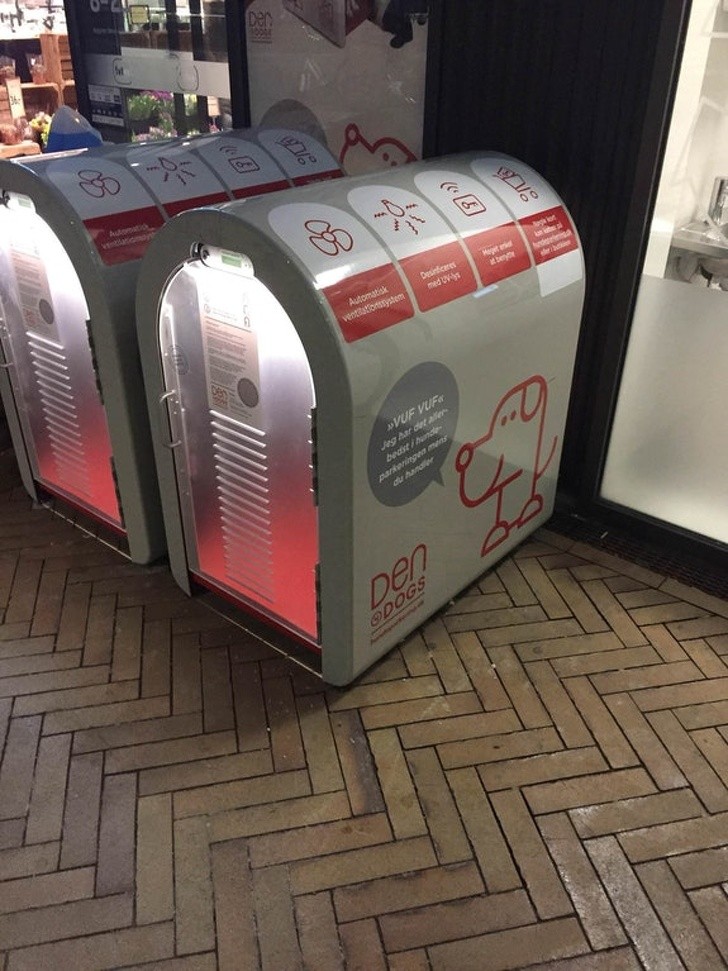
471, 158, 581, 297
46, 156, 164, 265
347, 185, 477, 312
414, 170, 532, 288
9, 224, 59, 342
268, 202, 414, 342
199, 281, 263, 430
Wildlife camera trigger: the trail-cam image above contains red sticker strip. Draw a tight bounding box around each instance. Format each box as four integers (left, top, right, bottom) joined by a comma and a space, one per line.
518, 205, 578, 265
83, 207, 165, 266
323, 263, 414, 342
463, 223, 532, 286
292, 169, 344, 187
232, 180, 289, 199
398, 240, 477, 312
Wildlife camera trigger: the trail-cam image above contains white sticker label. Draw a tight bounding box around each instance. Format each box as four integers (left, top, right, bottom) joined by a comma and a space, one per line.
414, 169, 516, 235
45, 156, 157, 220
192, 134, 289, 199
85, 51, 212, 98
471, 157, 557, 220
347, 184, 453, 261
129, 144, 229, 214
199, 283, 262, 428
268, 202, 389, 284
257, 128, 340, 183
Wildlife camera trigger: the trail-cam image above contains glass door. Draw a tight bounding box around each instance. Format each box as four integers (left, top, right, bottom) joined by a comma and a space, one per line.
600, 0, 728, 545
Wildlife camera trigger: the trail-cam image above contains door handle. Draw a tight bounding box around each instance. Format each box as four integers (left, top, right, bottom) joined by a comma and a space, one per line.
159, 389, 181, 449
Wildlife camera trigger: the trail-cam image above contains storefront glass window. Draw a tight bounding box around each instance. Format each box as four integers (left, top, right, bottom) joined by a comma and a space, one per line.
75, 2, 231, 141
244, 1, 430, 175
600, 0, 728, 544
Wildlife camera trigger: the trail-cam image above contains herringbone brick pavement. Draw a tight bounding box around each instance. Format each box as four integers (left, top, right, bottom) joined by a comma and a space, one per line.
0, 449, 726, 970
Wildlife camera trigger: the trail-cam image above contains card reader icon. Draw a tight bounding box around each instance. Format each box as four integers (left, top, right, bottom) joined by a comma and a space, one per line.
453, 193, 487, 217
228, 156, 261, 175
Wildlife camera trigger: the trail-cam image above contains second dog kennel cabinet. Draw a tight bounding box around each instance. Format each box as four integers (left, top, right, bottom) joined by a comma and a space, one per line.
0, 127, 340, 560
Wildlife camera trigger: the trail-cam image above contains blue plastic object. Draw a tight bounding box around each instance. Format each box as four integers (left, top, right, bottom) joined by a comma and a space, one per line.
45, 106, 103, 153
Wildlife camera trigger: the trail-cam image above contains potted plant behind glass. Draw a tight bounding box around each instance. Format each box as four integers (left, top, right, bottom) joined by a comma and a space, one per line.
126, 91, 176, 137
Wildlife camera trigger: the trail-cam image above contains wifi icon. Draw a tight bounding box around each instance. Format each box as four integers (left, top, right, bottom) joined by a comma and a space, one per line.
440, 181, 460, 194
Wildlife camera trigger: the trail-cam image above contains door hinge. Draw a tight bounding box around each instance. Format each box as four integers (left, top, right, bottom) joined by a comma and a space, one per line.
310, 405, 319, 505
315, 562, 322, 636
86, 319, 104, 404
110, 457, 125, 526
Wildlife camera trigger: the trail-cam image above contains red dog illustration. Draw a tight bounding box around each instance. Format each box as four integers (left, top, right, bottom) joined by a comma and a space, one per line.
455, 375, 557, 556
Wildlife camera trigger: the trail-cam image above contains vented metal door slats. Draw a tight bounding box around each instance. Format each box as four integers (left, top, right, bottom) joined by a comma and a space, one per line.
212, 416, 275, 601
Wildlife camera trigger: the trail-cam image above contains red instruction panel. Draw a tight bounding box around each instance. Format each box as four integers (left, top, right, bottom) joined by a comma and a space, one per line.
517, 206, 578, 264
463, 224, 532, 285
83, 207, 165, 264
268, 201, 414, 342
471, 158, 582, 296
322, 263, 414, 341
397, 239, 476, 313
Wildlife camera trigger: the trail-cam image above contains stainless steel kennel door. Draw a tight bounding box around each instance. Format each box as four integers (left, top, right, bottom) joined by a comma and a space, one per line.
158, 249, 319, 643
0, 196, 121, 528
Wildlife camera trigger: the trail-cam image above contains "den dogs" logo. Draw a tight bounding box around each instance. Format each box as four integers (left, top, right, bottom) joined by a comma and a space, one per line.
370, 542, 427, 644
247, 9, 273, 43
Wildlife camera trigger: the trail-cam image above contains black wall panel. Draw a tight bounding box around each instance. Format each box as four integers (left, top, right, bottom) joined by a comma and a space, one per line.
431, 1, 689, 501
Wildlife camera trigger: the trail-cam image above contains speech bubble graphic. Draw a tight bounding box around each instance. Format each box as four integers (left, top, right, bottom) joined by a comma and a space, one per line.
368, 362, 459, 507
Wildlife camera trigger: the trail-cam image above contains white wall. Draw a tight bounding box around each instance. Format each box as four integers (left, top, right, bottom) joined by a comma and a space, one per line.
643, 0, 728, 277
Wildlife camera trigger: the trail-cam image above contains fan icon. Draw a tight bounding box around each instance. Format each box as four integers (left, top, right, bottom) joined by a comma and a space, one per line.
78, 169, 121, 199
305, 219, 354, 257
